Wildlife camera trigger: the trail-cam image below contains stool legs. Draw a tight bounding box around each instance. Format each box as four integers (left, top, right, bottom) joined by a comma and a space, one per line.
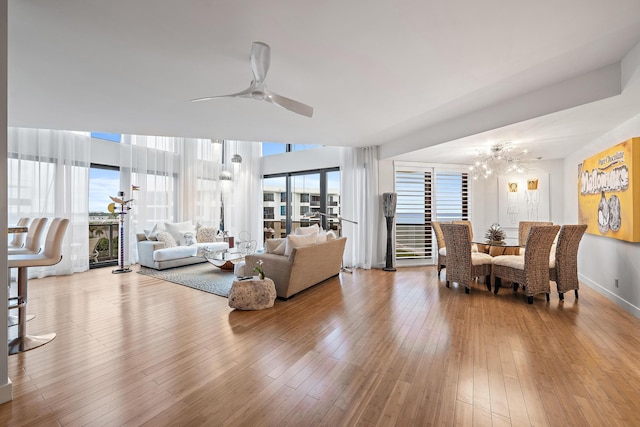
7, 267, 56, 355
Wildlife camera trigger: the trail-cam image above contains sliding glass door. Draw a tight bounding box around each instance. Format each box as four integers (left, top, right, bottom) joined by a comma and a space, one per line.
262, 168, 340, 240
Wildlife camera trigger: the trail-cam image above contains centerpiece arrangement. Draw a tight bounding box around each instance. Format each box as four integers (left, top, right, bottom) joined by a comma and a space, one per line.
485, 223, 506, 245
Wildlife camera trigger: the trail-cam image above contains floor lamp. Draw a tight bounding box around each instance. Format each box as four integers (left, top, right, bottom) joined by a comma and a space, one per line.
305, 211, 358, 273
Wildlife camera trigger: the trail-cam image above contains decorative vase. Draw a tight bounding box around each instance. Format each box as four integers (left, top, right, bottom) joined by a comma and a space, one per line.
383, 192, 398, 272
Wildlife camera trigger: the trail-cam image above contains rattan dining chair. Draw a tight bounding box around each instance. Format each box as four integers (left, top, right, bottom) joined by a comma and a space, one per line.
8, 217, 31, 249
518, 221, 553, 247
432, 221, 447, 276
549, 224, 587, 301
441, 223, 493, 294
492, 225, 560, 304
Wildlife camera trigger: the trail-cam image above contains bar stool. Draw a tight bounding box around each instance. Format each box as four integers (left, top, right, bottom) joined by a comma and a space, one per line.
8, 217, 30, 249
8, 217, 49, 255
8, 217, 49, 326
7, 218, 69, 354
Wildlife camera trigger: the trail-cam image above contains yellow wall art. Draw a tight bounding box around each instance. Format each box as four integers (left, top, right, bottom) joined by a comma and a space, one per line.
578, 137, 640, 242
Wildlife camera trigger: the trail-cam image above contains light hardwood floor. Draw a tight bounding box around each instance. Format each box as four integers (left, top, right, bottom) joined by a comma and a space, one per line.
1, 265, 640, 426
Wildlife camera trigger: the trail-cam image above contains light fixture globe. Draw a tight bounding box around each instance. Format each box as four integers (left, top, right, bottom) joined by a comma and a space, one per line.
231, 153, 243, 164
219, 170, 232, 181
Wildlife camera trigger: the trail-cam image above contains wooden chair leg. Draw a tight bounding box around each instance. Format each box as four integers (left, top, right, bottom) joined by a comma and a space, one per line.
485, 275, 491, 291
493, 277, 501, 294
464, 287, 470, 294
527, 296, 533, 304
446, 281, 450, 288
575, 289, 579, 299
559, 292, 564, 301
546, 293, 550, 302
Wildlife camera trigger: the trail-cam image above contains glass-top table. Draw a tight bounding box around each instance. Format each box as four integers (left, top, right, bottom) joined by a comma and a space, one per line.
473, 238, 522, 256
203, 248, 245, 270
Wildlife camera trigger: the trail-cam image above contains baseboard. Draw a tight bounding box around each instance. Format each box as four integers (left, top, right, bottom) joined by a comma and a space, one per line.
0, 378, 13, 404
580, 273, 640, 319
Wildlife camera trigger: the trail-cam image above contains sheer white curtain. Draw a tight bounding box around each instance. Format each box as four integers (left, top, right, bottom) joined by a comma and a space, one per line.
120, 135, 181, 265
7, 127, 91, 277
120, 135, 226, 265
340, 146, 379, 269
224, 140, 263, 247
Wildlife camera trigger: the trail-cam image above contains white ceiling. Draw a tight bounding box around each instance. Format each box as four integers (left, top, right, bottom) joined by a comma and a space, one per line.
8, 0, 640, 164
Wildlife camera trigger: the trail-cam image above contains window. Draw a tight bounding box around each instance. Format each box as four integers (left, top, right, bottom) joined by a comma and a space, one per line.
262, 168, 340, 237
91, 132, 121, 143
264, 193, 275, 202
264, 207, 275, 219
262, 142, 287, 156
394, 164, 469, 264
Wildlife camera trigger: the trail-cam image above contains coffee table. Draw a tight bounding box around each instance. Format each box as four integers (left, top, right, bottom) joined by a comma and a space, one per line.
203, 248, 245, 271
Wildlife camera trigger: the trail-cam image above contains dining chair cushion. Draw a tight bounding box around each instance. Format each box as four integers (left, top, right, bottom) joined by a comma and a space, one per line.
471, 252, 493, 266
492, 254, 524, 270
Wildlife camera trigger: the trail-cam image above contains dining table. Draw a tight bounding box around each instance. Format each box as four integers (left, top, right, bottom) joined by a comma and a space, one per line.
473, 238, 522, 256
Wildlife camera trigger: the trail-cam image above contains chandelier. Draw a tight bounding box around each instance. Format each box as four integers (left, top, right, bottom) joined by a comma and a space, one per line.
469, 142, 528, 180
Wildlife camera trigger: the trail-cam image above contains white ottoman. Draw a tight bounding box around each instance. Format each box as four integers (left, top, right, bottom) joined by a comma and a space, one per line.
234, 260, 247, 277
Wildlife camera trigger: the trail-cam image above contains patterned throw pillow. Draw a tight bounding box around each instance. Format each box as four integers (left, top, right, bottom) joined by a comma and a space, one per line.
156, 231, 177, 248
182, 232, 197, 246
196, 226, 218, 243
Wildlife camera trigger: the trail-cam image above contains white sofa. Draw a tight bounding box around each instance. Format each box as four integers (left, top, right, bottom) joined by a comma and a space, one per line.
136, 221, 228, 270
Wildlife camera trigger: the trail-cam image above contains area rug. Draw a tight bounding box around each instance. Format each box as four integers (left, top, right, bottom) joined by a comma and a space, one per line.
137, 263, 236, 297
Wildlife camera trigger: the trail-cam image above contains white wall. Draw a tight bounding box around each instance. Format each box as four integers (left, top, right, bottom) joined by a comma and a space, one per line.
564, 112, 640, 317
0, 0, 12, 404
475, 159, 565, 238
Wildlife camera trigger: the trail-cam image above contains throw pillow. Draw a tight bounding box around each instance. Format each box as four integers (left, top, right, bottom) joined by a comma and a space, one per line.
156, 231, 178, 248
326, 230, 337, 240
143, 223, 162, 241
316, 231, 328, 244
182, 232, 197, 246
285, 233, 317, 256
196, 226, 218, 243
294, 223, 320, 236
265, 238, 286, 255
165, 221, 195, 244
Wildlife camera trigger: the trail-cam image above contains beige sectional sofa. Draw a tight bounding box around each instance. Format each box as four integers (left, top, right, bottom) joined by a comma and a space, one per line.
244, 237, 347, 299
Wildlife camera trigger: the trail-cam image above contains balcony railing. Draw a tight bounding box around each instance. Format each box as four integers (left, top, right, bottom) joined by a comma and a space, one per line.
89, 221, 119, 267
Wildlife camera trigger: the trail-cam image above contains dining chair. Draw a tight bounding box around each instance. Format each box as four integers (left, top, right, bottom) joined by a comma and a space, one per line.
7, 217, 69, 354
452, 219, 479, 252
432, 221, 447, 276
8, 217, 31, 249
441, 223, 493, 294
518, 221, 553, 247
492, 225, 560, 304
549, 224, 587, 300
8, 217, 49, 255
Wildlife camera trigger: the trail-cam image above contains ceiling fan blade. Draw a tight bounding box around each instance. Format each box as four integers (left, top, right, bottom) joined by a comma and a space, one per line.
266, 89, 314, 117
190, 85, 254, 102
250, 41, 270, 84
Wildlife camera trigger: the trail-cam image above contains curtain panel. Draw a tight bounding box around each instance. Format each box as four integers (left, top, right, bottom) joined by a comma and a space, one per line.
340, 146, 379, 269
7, 127, 91, 277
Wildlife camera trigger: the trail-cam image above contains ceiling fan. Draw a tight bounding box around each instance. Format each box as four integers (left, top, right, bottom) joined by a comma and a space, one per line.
191, 41, 314, 118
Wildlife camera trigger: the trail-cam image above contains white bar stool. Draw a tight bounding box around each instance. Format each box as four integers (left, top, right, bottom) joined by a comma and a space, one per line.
7, 218, 69, 354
